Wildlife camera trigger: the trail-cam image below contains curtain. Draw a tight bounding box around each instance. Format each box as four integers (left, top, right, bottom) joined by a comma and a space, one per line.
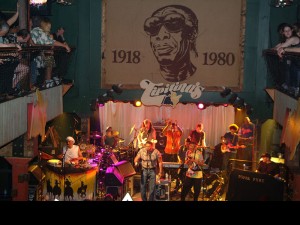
99, 102, 235, 148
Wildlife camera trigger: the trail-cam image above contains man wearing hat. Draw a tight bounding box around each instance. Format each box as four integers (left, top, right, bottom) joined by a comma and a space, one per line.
62, 136, 83, 165
256, 153, 280, 177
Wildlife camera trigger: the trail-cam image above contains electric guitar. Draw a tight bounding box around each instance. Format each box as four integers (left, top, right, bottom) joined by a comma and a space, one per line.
138, 138, 158, 148
222, 143, 246, 153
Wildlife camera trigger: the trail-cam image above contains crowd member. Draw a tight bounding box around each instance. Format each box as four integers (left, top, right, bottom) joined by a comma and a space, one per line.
137, 119, 156, 149
256, 153, 280, 177
52, 26, 66, 44
134, 141, 163, 201
61, 136, 83, 165
102, 126, 118, 148
162, 119, 183, 162
174, 138, 190, 192
0, 4, 21, 98
30, 17, 70, 88
180, 141, 204, 201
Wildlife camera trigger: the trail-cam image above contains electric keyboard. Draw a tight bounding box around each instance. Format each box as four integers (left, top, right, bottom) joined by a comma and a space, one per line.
163, 162, 188, 169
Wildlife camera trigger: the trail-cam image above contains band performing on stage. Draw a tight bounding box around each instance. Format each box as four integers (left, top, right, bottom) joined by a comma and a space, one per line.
37, 117, 288, 201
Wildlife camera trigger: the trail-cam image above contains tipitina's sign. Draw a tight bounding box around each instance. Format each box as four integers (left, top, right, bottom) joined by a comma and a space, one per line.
140, 79, 204, 107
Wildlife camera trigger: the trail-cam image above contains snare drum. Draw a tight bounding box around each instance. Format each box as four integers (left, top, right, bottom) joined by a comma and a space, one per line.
47, 159, 62, 167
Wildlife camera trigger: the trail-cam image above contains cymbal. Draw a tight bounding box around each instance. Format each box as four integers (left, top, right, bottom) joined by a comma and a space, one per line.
129, 124, 136, 135
90, 134, 101, 139
75, 129, 82, 135
90, 131, 101, 139
113, 131, 119, 136
118, 138, 125, 143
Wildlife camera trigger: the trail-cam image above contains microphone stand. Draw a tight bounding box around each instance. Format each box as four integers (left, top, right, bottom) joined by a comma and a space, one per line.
61, 150, 67, 201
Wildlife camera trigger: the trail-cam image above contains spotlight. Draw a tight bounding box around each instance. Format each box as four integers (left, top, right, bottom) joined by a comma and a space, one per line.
223, 103, 228, 107
132, 100, 142, 107
220, 87, 232, 98
197, 103, 206, 110
103, 90, 114, 100
233, 97, 245, 109
272, 0, 293, 7
228, 93, 238, 104
112, 84, 123, 95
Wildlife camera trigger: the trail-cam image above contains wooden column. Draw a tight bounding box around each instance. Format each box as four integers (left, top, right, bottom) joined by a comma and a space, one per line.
18, 0, 28, 30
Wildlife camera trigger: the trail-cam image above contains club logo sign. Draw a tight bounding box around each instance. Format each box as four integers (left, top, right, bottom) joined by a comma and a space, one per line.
140, 79, 204, 107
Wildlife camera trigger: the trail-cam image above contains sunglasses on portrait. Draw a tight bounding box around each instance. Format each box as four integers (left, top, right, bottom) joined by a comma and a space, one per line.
144, 13, 186, 36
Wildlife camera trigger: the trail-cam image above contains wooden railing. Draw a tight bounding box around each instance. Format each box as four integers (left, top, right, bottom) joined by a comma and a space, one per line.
263, 49, 300, 98
0, 46, 75, 101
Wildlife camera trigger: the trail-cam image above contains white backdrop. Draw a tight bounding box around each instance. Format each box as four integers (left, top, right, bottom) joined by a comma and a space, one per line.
99, 102, 235, 148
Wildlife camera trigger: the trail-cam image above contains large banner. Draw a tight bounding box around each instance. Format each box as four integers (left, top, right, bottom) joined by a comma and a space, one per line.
102, 0, 246, 92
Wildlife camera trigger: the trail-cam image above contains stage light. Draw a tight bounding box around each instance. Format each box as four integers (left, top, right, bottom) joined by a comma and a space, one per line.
271, 0, 293, 7
223, 103, 228, 107
233, 97, 245, 109
112, 84, 123, 95
197, 103, 206, 110
132, 100, 142, 107
228, 93, 238, 104
220, 87, 232, 98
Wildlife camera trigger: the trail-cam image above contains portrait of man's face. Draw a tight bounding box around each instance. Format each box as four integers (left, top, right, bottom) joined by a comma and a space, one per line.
144, 5, 198, 82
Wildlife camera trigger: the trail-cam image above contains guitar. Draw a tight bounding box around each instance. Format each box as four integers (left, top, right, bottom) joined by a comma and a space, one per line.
138, 138, 158, 148
222, 143, 246, 153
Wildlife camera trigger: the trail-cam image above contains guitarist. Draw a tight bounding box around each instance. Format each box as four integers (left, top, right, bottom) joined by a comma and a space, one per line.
137, 119, 156, 149
222, 124, 239, 172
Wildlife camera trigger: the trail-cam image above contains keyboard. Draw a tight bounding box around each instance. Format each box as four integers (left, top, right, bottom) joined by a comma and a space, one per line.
163, 162, 188, 169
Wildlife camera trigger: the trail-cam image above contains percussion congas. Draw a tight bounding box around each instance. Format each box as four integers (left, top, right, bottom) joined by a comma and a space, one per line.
47, 159, 62, 167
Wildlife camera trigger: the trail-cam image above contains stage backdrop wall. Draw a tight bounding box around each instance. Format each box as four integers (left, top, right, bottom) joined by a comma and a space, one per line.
98, 102, 235, 148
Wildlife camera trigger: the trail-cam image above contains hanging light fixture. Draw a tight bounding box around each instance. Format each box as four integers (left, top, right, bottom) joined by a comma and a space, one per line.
271, 0, 293, 7
30, 0, 47, 5
57, 0, 73, 6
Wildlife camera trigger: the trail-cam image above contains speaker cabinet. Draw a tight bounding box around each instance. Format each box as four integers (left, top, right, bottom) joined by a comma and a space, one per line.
105, 161, 136, 186
153, 125, 167, 153
114, 160, 136, 178
105, 166, 124, 186
226, 169, 284, 201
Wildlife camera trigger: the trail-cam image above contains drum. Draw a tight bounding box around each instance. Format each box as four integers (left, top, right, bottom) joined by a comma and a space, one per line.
85, 144, 96, 158
47, 159, 62, 167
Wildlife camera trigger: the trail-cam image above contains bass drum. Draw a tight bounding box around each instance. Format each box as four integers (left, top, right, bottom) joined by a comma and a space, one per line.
204, 173, 225, 201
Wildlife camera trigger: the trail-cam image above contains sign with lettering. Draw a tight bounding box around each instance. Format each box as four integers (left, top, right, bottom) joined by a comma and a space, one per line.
102, 0, 245, 91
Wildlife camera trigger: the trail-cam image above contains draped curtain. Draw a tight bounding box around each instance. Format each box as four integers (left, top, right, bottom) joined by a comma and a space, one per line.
99, 102, 235, 148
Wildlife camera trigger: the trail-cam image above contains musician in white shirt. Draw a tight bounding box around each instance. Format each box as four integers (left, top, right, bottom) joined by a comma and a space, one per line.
62, 136, 83, 165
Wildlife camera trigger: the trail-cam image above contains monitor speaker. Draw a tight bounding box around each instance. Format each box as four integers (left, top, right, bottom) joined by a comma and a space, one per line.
105, 166, 124, 186
114, 160, 136, 178
105, 161, 136, 186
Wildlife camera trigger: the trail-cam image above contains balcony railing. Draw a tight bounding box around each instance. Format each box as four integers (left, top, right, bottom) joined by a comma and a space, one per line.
263, 49, 300, 99
0, 46, 74, 102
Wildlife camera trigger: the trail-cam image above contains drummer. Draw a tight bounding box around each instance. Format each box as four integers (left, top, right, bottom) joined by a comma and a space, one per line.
102, 126, 118, 149
61, 136, 83, 165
